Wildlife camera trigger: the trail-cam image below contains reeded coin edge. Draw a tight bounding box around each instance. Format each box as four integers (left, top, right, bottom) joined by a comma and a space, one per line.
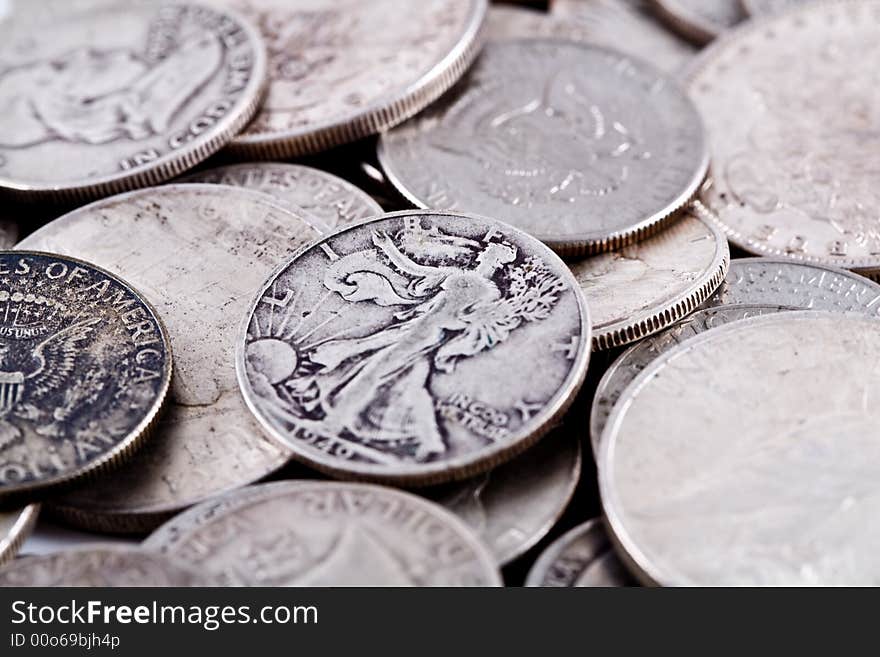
590, 213, 730, 351
225, 0, 488, 160
0, 504, 39, 566
144, 480, 504, 586
524, 517, 604, 587
0, 251, 174, 503
234, 210, 592, 486
0, 4, 269, 205
597, 310, 880, 586
649, 0, 720, 45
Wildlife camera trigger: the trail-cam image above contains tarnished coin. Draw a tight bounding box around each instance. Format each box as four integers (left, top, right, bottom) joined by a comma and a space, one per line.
600, 311, 880, 585
429, 424, 581, 565
704, 258, 880, 317
0, 2, 267, 203
690, 2, 880, 277
0, 504, 38, 564
0, 545, 212, 586
525, 518, 634, 587
237, 210, 591, 485
219, 0, 487, 159
650, 0, 745, 44
742, 0, 805, 15
571, 212, 729, 351
178, 163, 383, 233
590, 304, 789, 453
18, 186, 321, 532
0, 252, 171, 500
550, 0, 697, 74
379, 40, 708, 256
487, 5, 593, 41
145, 481, 503, 586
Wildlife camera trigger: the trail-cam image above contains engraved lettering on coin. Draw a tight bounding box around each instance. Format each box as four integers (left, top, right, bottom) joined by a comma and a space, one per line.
0, 252, 171, 498
0, 545, 213, 586
18, 186, 321, 531
237, 211, 591, 484
0, 503, 38, 564
650, 0, 744, 44
145, 481, 503, 586
217, 0, 487, 158
0, 2, 267, 201
429, 425, 581, 565
570, 212, 729, 350
178, 163, 382, 232
550, 0, 697, 74
379, 40, 708, 255
690, 2, 880, 276
525, 518, 635, 587
600, 312, 880, 585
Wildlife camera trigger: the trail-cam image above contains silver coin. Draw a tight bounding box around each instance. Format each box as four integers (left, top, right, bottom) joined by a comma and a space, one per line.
550, 0, 697, 75
600, 311, 880, 585
379, 40, 708, 256
237, 210, 591, 485
741, 0, 807, 15
525, 518, 634, 587
17, 186, 322, 532
429, 423, 581, 565
704, 258, 880, 317
571, 212, 729, 351
0, 221, 18, 248
650, 0, 745, 44
689, 2, 880, 277
178, 163, 383, 233
0, 504, 38, 564
0, 2, 267, 203
21, 519, 136, 555
0, 544, 213, 586
218, 0, 487, 159
591, 304, 790, 454
145, 481, 503, 586
486, 5, 594, 41
0, 251, 172, 499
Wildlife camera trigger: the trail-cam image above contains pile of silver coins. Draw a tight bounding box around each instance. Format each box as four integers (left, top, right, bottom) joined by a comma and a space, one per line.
0, 0, 877, 587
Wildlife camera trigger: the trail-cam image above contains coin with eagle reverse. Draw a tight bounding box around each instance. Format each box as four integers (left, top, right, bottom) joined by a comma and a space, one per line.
0, 252, 171, 500
236, 211, 591, 485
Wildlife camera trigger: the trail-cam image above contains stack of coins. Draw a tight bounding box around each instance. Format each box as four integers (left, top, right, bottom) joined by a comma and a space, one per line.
0, 0, 877, 588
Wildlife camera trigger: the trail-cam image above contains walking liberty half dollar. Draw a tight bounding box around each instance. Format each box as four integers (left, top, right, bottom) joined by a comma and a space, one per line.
0, 2, 267, 203
379, 40, 708, 256
600, 311, 880, 585
0, 252, 172, 499
218, 0, 487, 159
690, 1, 880, 277
18, 186, 321, 532
145, 481, 503, 586
237, 211, 591, 484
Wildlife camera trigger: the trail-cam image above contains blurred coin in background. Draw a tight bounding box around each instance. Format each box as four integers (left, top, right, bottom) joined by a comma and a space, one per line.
650, 0, 744, 44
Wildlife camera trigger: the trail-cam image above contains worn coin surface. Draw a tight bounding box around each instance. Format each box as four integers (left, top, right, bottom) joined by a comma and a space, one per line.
379, 40, 708, 256
0, 252, 171, 500
525, 518, 634, 587
18, 186, 322, 532
429, 424, 581, 565
650, 0, 744, 44
0, 2, 267, 203
600, 311, 880, 585
145, 481, 503, 586
0, 504, 38, 564
237, 210, 591, 485
704, 258, 880, 317
0, 545, 212, 586
178, 163, 383, 233
218, 0, 487, 159
486, 5, 593, 41
550, 0, 697, 74
690, 2, 880, 277
741, 0, 805, 15
591, 304, 789, 453
571, 212, 729, 350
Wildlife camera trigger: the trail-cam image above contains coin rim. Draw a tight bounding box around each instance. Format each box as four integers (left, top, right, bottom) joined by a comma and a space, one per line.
524, 516, 606, 587
0, 2, 269, 204
649, 0, 728, 44
376, 38, 710, 257
0, 503, 39, 566
235, 209, 592, 486
144, 480, 505, 586
0, 250, 174, 502
224, 0, 489, 160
